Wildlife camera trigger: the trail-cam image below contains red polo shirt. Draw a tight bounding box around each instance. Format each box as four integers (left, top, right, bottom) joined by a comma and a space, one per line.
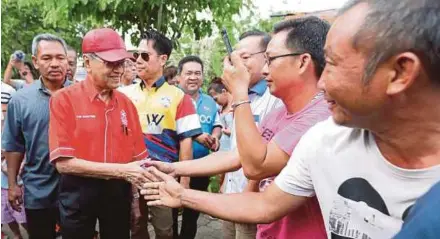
49, 76, 148, 163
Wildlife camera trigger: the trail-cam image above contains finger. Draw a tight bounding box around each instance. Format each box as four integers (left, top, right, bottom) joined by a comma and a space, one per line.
206, 135, 215, 145
146, 200, 164, 207
223, 56, 233, 69
11, 201, 21, 212
144, 194, 161, 201
143, 168, 160, 182
142, 189, 159, 195
230, 51, 247, 71
150, 166, 173, 181
141, 182, 161, 191
136, 158, 152, 168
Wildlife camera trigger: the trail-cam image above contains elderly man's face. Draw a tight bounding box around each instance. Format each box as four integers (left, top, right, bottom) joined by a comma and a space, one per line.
318, 3, 390, 128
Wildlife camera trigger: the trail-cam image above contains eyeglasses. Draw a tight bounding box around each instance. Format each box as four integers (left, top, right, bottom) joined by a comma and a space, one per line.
241, 50, 265, 61
133, 52, 151, 62
249, 50, 265, 56
90, 54, 125, 70
265, 52, 305, 66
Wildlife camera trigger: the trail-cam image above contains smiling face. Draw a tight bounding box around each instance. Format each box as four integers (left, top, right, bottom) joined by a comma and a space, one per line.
32, 40, 68, 83
179, 61, 203, 95
84, 54, 126, 90
318, 3, 390, 128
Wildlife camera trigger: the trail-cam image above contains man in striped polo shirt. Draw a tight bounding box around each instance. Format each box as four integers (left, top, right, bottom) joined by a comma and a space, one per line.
119, 29, 202, 239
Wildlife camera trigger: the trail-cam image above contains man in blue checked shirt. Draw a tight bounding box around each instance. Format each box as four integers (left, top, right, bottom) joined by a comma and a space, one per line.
176, 55, 222, 239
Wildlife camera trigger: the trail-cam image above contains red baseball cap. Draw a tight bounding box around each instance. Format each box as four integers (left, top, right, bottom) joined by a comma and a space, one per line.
82, 28, 132, 62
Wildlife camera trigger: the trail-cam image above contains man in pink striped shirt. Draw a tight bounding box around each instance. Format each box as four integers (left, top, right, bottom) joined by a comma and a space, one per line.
141, 16, 331, 238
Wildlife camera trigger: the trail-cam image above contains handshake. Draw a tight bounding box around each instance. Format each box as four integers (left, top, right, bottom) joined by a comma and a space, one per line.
125, 159, 186, 208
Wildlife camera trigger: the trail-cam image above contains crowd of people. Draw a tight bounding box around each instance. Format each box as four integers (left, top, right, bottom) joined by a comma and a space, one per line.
1, 0, 440, 238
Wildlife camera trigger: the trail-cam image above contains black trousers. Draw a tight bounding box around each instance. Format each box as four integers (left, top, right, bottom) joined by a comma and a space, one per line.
58, 175, 132, 239
25, 207, 59, 239
173, 176, 210, 239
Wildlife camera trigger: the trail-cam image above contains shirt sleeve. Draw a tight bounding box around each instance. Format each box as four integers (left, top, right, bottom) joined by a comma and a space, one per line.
128, 101, 148, 161
274, 115, 329, 156
213, 111, 222, 128
175, 94, 202, 139
11, 80, 25, 90
48, 92, 76, 162
274, 127, 317, 197
1, 97, 25, 153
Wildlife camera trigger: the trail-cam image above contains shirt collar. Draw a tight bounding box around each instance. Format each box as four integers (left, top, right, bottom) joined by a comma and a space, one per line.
248, 79, 267, 96
84, 75, 117, 105
38, 77, 71, 95
140, 76, 166, 91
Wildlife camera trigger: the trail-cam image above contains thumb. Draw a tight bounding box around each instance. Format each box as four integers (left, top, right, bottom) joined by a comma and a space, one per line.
230, 51, 247, 72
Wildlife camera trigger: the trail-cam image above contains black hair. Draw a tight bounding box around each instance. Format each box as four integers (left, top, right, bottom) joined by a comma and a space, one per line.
239, 30, 271, 51
177, 55, 204, 74
208, 77, 227, 93
164, 65, 178, 81
141, 29, 173, 58
273, 17, 330, 77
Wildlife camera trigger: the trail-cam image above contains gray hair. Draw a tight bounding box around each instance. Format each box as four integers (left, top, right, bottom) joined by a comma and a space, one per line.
339, 0, 440, 84
31, 33, 68, 56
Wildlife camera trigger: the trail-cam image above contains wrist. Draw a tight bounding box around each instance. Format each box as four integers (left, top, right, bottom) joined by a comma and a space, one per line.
180, 188, 189, 207
232, 90, 249, 102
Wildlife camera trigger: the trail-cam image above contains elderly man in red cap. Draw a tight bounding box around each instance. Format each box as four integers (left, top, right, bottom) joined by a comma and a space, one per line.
48, 28, 151, 239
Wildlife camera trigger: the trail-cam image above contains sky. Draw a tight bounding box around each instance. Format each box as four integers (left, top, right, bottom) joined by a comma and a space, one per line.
255, 0, 349, 18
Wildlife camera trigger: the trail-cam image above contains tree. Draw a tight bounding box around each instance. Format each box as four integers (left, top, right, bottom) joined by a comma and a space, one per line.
1, 0, 97, 74
17, 0, 246, 47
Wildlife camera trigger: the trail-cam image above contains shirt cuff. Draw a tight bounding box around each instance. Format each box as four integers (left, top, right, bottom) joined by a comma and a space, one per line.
133, 149, 149, 161
50, 147, 75, 162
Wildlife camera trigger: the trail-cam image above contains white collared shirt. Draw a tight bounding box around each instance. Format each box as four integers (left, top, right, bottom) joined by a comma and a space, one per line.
224, 87, 283, 194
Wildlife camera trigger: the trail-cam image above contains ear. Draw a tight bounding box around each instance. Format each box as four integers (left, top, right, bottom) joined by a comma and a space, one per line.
298, 53, 312, 75
386, 52, 421, 96
83, 55, 93, 73
32, 55, 39, 70
160, 55, 168, 67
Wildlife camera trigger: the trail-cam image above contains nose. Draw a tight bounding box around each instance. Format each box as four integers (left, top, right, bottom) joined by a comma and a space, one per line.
261, 61, 269, 78
317, 74, 326, 91
50, 58, 62, 68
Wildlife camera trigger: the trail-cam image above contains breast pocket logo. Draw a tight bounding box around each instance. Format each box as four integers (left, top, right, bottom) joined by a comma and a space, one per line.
199, 115, 212, 124
159, 96, 171, 108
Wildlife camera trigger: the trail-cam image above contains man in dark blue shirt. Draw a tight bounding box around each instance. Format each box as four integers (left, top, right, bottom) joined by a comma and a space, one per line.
2, 33, 70, 239
394, 181, 440, 239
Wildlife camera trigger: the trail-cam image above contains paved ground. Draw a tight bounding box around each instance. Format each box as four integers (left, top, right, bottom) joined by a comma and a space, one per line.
2, 214, 222, 239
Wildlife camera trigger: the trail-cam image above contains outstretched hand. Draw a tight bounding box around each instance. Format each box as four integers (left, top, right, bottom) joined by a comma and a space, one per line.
123, 159, 161, 189
140, 167, 184, 208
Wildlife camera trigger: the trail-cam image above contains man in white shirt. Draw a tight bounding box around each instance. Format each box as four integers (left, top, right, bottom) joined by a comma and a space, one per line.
141, 0, 440, 238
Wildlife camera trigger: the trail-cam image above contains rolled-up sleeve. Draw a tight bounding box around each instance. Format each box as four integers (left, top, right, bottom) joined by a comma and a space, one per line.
2, 97, 25, 153
49, 93, 76, 162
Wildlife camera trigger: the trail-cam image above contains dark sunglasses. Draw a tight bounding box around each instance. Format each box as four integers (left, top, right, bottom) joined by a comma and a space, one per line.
133, 52, 150, 62
90, 54, 125, 70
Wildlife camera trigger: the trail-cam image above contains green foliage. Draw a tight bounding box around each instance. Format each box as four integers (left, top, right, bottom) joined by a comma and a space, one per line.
1, 0, 97, 73
16, 0, 244, 47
